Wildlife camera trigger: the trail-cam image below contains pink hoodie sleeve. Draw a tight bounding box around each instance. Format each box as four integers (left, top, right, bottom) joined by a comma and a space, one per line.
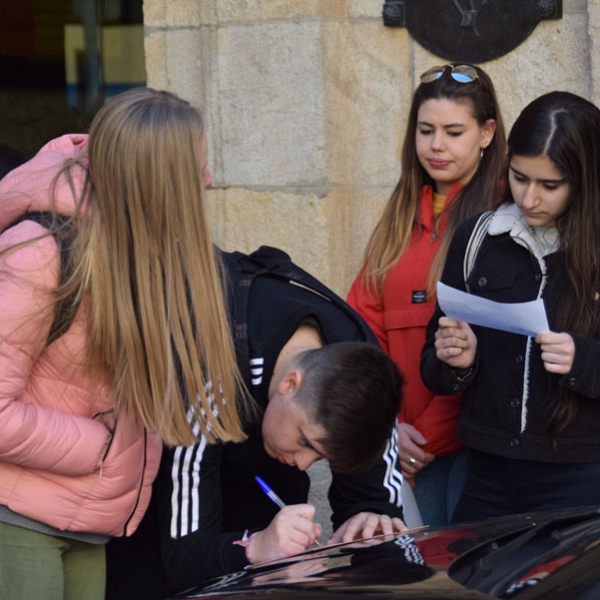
0, 221, 110, 476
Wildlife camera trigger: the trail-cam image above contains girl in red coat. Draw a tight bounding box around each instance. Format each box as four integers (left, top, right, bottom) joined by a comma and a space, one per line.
348, 64, 505, 526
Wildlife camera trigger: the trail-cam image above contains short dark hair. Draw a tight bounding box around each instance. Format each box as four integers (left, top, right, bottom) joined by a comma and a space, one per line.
293, 341, 404, 475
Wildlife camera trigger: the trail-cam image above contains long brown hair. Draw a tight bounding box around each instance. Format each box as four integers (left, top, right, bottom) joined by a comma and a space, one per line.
359, 64, 506, 299
504, 91, 600, 435
65, 88, 249, 446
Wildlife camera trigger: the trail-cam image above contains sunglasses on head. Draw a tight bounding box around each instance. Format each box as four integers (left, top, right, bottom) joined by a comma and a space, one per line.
420, 64, 479, 84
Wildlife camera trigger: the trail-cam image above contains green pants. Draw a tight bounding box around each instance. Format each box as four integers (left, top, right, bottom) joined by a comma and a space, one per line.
0, 522, 105, 600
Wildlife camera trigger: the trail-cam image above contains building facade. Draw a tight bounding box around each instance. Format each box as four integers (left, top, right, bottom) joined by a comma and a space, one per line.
146, 0, 596, 295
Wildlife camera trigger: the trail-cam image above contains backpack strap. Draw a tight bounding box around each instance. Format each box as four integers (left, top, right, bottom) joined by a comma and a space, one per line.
223, 245, 376, 385
6, 212, 79, 345
463, 211, 493, 292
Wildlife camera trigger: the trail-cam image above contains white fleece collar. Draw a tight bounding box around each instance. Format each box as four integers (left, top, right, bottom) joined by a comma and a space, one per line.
487, 203, 559, 265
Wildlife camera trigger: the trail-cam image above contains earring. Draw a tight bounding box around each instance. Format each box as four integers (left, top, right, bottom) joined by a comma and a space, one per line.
480, 147, 484, 160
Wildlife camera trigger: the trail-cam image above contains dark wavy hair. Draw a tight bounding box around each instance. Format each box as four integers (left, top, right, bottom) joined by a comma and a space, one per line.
504, 91, 600, 435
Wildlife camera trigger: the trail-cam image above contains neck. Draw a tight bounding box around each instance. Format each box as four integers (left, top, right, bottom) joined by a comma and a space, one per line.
268, 324, 322, 398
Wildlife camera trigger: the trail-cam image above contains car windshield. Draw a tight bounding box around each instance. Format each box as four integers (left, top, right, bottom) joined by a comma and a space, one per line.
449, 510, 600, 598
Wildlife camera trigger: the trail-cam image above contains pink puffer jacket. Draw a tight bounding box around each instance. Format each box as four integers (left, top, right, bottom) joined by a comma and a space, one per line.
0, 134, 162, 536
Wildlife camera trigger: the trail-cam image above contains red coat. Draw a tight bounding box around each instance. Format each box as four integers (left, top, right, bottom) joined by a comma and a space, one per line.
347, 184, 462, 455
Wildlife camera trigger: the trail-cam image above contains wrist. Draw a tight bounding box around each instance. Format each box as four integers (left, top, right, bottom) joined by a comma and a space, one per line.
245, 531, 260, 563
233, 529, 259, 564
452, 364, 474, 381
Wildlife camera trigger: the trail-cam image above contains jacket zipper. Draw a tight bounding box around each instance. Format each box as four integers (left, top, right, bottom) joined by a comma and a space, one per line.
520, 263, 548, 434
122, 428, 148, 536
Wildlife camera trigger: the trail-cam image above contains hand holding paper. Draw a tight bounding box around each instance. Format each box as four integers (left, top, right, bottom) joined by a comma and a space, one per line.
436, 282, 550, 337
434, 316, 477, 369
536, 331, 575, 374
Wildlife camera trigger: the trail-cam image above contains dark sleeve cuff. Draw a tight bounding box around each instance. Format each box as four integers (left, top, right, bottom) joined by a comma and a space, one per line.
559, 334, 600, 398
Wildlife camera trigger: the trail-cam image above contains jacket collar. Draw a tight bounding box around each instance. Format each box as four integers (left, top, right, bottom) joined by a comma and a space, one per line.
419, 182, 463, 231
488, 202, 559, 267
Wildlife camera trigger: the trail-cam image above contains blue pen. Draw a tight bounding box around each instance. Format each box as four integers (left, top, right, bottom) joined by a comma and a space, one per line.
255, 475, 322, 547
255, 475, 286, 509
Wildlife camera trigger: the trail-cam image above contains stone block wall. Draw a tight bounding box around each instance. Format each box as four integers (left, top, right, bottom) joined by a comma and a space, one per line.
144, 0, 596, 296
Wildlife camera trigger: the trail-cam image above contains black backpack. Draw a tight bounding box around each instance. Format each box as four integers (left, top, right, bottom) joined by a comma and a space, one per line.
222, 245, 377, 385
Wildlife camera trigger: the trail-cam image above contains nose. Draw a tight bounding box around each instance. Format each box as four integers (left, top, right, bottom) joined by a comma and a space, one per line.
294, 450, 321, 472
431, 131, 445, 151
203, 166, 213, 188
521, 183, 539, 208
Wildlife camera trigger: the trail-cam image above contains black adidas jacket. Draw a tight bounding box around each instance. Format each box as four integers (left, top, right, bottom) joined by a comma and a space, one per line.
155, 256, 404, 592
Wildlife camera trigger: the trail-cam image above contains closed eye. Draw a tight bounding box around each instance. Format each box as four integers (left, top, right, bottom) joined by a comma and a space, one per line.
300, 435, 324, 458
542, 182, 564, 191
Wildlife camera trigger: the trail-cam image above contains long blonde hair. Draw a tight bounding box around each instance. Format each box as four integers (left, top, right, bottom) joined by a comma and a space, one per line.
360, 65, 506, 299
64, 88, 248, 447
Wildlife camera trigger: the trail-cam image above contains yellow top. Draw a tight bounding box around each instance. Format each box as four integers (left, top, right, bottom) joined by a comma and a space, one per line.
432, 191, 446, 218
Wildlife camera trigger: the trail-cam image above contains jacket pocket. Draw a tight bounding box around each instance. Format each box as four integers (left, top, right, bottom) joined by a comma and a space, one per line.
466, 266, 516, 296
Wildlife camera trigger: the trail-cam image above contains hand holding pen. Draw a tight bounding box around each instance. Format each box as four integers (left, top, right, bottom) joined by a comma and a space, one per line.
246, 476, 322, 564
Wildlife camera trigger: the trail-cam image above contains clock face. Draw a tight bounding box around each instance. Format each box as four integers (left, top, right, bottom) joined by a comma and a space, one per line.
383, 0, 562, 63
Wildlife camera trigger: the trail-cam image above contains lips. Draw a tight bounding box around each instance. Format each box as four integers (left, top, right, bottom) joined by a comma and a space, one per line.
428, 159, 451, 168
523, 211, 543, 220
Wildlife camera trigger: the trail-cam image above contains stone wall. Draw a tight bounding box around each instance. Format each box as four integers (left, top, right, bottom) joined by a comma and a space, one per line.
144, 0, 595, 296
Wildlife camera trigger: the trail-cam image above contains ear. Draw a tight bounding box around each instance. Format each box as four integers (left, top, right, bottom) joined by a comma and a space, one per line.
481, 118, 496, 149
277, 369, 304, 396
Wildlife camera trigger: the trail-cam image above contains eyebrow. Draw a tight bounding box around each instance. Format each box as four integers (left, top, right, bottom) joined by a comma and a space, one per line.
417, 120, 466, 129
509, 164, 567, 185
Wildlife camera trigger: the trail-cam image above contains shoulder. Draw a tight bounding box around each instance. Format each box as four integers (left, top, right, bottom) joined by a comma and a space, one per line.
0, 220, 59, 272
0, 223, 60, 318
220, 246, 292, 272
463, 210, 494, 231
450, 210, 494, 248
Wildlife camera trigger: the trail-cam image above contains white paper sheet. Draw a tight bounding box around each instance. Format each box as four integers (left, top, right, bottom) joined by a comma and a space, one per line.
436, 282, 550, 337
